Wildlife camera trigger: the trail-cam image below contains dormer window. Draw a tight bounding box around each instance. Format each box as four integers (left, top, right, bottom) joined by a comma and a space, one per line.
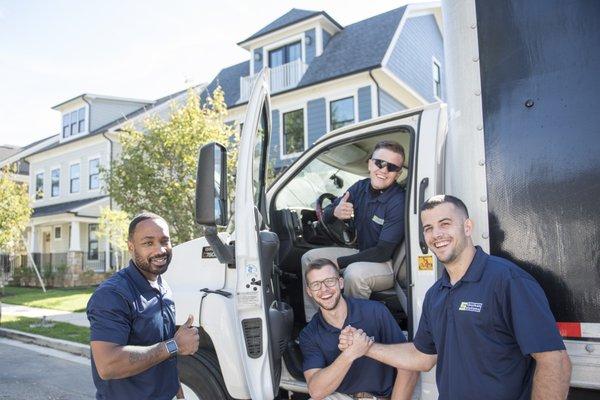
62, 107, 86, 138
269, 41, 301, 68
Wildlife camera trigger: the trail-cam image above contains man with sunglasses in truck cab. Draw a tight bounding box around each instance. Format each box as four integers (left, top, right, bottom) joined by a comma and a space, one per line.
302, 140, 406, 322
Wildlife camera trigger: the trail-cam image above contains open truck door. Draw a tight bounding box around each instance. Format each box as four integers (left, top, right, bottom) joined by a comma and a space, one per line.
232, 69, 291, 400
193, 68, 291, 400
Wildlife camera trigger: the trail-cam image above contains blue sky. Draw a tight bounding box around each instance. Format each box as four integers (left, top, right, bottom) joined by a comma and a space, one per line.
0, 0, 420, 147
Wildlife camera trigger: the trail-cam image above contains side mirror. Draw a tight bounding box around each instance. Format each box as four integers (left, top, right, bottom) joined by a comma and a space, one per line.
195, 142, 228, 226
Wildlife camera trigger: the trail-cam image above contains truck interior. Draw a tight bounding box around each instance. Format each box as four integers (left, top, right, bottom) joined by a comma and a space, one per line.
266, 127, 414, 382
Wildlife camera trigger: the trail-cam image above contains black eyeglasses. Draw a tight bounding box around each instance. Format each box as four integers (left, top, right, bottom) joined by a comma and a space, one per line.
308, 277, 339, 291
371, 158, 402, 172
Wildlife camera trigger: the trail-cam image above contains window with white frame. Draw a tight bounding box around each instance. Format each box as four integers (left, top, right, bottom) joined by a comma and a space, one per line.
51, 168, 60, 197
269, 41, 302, 68
70, 163, 80, 193
88, 224, 99, 260
330, 97, 355, 130
433, 60, 442, 99
62, 107, 86, 138
35, 172, 44, 199
89, 158, 100, 190
282, 109, 304, 156
54, 226, 62, 239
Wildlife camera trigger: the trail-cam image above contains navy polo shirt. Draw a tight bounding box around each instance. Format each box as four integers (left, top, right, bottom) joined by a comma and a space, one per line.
330, 178, 405, 250
86, 261, 178, 400
299, 297, 407, 396
413, 247, 565, 400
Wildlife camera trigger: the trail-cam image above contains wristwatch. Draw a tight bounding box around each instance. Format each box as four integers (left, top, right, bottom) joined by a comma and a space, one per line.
165, 339, 178, 357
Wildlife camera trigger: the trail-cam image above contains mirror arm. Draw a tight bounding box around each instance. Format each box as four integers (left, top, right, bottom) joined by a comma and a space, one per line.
205, 226, 235, 265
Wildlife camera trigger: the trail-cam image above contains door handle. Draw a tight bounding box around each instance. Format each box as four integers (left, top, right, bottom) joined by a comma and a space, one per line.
418, 177, 429, 254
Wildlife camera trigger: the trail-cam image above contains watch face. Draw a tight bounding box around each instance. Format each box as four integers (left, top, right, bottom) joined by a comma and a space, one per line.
166, 340, 178, 354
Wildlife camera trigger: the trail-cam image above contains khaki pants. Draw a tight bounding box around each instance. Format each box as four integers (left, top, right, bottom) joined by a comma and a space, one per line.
310, 393, 389, 400
301, 247, 393, 322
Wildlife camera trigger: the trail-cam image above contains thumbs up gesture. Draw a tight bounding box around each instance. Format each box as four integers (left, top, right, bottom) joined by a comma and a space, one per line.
334, 192, 354, 220
174, 315, 200, 355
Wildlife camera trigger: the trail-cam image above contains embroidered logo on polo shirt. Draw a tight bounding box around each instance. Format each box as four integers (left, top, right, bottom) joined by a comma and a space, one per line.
372, 215, 384, 225
458, 301, 483, 312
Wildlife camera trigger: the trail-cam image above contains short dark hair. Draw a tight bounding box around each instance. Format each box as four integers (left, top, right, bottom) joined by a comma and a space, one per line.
420, 195, 469, 218
128, 212, 166, 240
372, 140, 405, 161
304, 258, 339, 283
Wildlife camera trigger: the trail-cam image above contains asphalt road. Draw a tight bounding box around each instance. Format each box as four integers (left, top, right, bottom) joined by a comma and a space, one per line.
0, 338, 96, 400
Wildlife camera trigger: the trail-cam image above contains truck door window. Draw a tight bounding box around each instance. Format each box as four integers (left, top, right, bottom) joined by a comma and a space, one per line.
253, 107, 269, 206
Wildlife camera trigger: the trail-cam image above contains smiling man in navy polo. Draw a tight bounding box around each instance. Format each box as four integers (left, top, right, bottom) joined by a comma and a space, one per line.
299, 258, 417, 400
86, 212, 199, 400
340, 195, 572, 399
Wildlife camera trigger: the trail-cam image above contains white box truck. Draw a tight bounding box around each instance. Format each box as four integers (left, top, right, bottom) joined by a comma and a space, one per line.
165, 0, 600, 398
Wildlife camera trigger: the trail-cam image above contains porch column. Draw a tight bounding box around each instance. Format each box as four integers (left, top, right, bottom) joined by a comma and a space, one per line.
29, 226, 38, 252
69, 221, 81, 251
104, 239, 110, 272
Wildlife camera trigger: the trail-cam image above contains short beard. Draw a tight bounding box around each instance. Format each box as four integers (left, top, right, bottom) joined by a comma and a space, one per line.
314, 291, 342, 311
133, 251, 172, 277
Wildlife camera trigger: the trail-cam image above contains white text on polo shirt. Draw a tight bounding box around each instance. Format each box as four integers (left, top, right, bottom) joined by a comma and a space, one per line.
372, 215, 384, 225
458, 301, 483, 312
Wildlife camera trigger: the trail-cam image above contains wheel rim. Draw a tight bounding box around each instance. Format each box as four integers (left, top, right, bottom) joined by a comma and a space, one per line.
180, 382, 201, 400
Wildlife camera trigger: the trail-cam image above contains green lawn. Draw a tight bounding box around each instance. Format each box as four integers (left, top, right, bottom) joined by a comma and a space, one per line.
0, 286, 95, 312
0, 315, 89, 344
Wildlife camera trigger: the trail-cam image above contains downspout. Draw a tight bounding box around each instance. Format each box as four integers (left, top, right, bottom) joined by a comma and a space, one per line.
82, 95, 92, 136
369, 70, 381, 117
101, 132, 114, 210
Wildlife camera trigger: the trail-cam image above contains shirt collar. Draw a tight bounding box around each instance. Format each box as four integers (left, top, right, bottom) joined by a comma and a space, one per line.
362, 179, 400, 204
125, 260, 164, 294
316, 296, 361, 333
439, 246, 488, 288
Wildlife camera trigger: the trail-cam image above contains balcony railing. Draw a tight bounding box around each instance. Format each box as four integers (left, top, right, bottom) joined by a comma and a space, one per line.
239, 59, 308, 103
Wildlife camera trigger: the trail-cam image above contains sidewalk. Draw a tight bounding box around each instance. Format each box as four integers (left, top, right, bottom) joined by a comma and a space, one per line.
1, 303, 89, 328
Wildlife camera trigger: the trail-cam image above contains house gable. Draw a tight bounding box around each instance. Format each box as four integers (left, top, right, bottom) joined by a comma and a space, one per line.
384, 13, 445, 103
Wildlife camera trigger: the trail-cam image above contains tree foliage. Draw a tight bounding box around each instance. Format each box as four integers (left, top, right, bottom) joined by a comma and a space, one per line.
0, 166, 32, 251
104, 88, 237, 244
97, 207, 129, 268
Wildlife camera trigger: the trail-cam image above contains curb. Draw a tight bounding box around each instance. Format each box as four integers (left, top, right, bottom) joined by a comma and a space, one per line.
0, 327, 90, 359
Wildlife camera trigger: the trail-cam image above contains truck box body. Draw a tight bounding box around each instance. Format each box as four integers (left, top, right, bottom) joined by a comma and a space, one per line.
476, 0, 600, 329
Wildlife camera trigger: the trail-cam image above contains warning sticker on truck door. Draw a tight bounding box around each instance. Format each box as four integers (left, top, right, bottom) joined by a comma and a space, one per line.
418, 255, 434, 271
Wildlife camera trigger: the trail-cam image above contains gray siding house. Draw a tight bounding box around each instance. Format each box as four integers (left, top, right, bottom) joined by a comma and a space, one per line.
202, 3, 444, 170
6, 87, 203, 284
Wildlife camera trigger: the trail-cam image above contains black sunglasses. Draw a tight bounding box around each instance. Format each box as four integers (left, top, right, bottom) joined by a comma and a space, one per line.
371, 158, 402, 172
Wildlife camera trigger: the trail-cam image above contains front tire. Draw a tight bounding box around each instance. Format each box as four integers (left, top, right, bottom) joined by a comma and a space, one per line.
178, 349, 232, 400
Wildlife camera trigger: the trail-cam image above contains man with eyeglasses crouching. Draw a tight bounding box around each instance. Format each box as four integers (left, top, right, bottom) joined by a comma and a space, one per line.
301, 140, 407, 323
299, 258, 417, 400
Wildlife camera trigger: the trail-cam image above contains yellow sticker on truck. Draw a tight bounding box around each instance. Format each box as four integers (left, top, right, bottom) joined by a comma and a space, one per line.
418, 255, 434, 271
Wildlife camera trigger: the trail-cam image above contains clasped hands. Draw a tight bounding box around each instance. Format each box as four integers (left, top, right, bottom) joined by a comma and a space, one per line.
338, 325, 374, 361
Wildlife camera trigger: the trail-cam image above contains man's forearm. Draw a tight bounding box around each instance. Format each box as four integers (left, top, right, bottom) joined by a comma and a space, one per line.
307, 353, 355, 399
91, 341, 171, 380
367, 342, 436, 372
391, 368, 419, 400
531, 350, 571, 400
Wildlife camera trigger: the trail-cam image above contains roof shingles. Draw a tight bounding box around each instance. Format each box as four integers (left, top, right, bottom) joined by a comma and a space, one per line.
211, 6, 407, 108
32, 196, 108, 218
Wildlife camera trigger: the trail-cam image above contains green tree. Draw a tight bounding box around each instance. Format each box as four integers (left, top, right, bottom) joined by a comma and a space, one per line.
97, 207, 129, 269
0, 165, 33, 293
104, 87, 237, 244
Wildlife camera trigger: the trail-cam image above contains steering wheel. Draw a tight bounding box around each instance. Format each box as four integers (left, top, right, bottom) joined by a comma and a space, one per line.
315, 193, 357, 247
